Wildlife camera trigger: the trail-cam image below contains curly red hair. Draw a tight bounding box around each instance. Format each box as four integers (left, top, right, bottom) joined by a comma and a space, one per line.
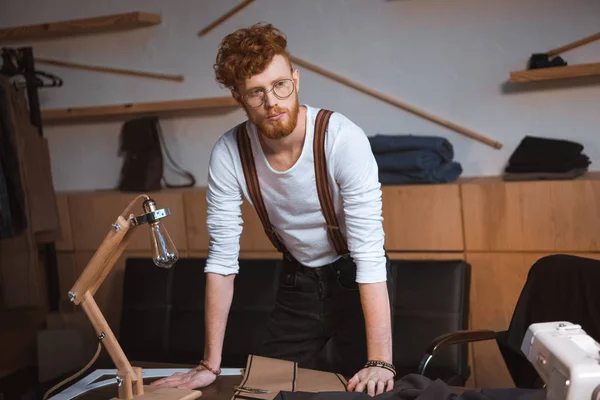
214, 23, 291, 91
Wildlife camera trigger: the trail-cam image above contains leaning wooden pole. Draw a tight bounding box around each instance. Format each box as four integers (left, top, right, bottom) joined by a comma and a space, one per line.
35, 57, 184, 82
290, 55, 503, 150
547, 31, 600, 57
198, 0, 255, 36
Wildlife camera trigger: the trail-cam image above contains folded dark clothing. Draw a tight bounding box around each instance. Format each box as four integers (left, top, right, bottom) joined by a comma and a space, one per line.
374, 150, 445, 172
379, 162, 462, 185
369, 134, 454, 161
275, 374, 545, 400
505, 153, 590, 173
503, 168, 587, 182
508, 136, 585, 167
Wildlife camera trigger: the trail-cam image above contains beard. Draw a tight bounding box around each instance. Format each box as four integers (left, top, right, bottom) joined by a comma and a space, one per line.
247, 94, 300, 140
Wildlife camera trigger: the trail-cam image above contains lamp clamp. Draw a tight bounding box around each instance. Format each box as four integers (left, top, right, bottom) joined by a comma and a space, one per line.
130, 208, 171, 226
130, 197, 171, 226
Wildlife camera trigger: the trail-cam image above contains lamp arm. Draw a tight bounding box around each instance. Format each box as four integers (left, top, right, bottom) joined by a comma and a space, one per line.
66, 194, 150, 396
81, 290, 137, 381
69, 194, 149, 304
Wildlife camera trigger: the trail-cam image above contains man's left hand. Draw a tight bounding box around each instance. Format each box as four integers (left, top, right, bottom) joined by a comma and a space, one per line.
346, 367, 395, 396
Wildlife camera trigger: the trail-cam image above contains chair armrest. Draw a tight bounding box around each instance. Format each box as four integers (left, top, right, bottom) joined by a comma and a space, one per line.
418, 329, 498, 375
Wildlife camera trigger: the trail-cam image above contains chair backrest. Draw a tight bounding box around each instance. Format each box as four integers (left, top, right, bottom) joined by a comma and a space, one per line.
499, 254, 600, 388
390, 259, 471, 386
119, 257, 282, 367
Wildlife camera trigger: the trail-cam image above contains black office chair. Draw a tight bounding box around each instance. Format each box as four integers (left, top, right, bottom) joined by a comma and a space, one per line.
417, 254, 600, 389
390, 259, 472, 386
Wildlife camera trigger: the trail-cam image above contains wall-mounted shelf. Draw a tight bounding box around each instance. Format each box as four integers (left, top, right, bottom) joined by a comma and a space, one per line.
0, 12, 161, 42
510, 62, 600, 82
41, 96, 240, 124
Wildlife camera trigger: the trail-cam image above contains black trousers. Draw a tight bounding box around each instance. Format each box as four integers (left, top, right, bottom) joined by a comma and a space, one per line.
257, 255, 395, 377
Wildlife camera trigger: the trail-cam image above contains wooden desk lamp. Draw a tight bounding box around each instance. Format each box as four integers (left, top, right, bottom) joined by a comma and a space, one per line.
66, 194, 202, 400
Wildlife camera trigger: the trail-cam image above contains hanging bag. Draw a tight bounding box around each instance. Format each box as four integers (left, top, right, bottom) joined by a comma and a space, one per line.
117, 116, 195, 192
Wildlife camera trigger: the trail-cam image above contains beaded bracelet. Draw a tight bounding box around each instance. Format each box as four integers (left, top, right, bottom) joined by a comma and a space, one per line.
199, 360, 222, 376
364, 360, 396, 376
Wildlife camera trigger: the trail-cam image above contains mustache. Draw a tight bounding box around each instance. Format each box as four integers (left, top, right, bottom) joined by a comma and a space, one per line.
267, 107, 287, 117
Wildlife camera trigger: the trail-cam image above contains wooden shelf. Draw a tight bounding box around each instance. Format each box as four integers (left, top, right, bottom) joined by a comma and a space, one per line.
510, 62, 600, 82
0, 11, 161, 42
41, 96, 240, 124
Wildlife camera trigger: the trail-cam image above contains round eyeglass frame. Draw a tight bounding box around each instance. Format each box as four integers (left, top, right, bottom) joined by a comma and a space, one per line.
242, 78, 296, 107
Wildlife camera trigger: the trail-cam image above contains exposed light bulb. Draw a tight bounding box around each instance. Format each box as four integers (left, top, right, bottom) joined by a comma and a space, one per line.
149, 221, 178, 268
142, 198, 178, 268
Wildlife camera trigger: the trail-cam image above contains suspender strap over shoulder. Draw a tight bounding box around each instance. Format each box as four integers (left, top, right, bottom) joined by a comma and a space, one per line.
314, 109, 350, 256
236, 122, 289, 256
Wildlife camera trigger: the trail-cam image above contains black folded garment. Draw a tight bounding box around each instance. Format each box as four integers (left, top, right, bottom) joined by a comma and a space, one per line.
505, 153, 590, 173
504, 135, 591, 180
507, 136, 585, 167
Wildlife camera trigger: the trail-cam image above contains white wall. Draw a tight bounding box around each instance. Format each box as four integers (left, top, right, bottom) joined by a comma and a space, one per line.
1, 0, 599, 191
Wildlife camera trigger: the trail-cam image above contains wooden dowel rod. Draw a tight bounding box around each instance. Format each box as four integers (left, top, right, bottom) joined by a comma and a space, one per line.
89, 225, 134, 297
290, 55, 503, 149
35, 57, 184, 82
548, 32, 600, 57
81, 291, 137, 381
118, 370, 134, 400
198, 0, 255, 36
133, 367, 144, 396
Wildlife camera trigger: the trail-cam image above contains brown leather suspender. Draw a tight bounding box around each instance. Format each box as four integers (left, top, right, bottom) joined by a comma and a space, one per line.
236, 122, 289, 256
236, 109, 349, 258
313, 109, 350, 256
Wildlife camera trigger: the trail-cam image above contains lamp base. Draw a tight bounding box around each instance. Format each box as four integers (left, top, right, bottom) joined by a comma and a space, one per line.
110, 385, 202, 400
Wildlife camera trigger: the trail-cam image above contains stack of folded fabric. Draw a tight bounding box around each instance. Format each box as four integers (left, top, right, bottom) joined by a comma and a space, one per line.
503, 136, 591, 181
368, 134, 463, 185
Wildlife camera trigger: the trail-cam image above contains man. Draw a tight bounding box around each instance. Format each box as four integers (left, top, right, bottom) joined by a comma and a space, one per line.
152, 23, 395, 396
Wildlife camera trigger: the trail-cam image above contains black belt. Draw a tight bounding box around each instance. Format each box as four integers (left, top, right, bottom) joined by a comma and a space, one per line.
284, 256, 350, 280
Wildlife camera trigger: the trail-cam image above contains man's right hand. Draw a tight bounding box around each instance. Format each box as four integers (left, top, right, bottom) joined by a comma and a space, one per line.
150, 366, 217, 390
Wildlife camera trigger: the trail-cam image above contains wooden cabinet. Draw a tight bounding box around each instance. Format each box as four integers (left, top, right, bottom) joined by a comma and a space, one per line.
462, 175, 600, 251
382, 184, 464, 251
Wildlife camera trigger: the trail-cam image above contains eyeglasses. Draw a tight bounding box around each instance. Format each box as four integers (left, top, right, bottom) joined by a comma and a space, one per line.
242, 78, 295, 107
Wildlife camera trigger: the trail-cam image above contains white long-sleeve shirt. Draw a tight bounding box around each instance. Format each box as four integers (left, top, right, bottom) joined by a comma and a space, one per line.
204, 104, 386, 283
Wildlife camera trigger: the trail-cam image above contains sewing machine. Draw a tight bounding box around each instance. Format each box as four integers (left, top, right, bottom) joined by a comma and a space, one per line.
521, 321, 600, 400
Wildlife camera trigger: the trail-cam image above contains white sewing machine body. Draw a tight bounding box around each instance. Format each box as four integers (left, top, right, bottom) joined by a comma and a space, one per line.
521, 321, 600, 400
